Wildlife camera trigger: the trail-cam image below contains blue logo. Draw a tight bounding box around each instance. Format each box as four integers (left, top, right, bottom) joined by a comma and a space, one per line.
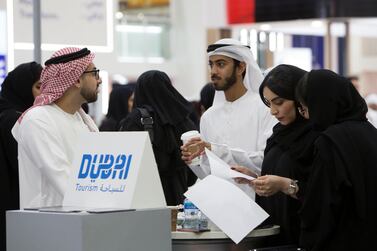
78, 154, 132, 180
0, 55, 6, 88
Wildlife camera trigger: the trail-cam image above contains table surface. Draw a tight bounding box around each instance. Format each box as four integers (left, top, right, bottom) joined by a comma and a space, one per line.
171, 225, 280, 240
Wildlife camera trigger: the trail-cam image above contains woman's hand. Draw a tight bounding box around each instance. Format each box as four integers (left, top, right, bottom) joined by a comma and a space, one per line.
251, 175, 290, 197
231, 166, 258, 186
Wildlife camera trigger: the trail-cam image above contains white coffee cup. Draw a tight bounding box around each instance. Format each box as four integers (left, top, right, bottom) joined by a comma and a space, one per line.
181, 130, 201, 166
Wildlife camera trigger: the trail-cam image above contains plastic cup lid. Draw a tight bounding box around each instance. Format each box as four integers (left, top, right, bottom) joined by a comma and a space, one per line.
181, 130, 200, 141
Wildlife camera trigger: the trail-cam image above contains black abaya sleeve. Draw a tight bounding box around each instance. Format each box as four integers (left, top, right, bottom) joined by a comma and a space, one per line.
118, 110, 143, 132
298, 139, 339, 251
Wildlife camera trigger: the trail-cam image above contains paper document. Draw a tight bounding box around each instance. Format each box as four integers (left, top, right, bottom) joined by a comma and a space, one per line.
205, 148, 256, 199
188, 163, 210, 180
205, 148, 255, 180
184, 175, 269, 244
231, 148, 261, 175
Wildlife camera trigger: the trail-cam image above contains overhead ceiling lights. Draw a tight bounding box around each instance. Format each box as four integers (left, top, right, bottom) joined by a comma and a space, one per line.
260, 24, 271, 31
311, 20, 324, 28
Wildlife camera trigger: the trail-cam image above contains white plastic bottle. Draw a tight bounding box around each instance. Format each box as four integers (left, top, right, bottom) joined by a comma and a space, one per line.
198, 211, 209, 230
183, 198, 199, 230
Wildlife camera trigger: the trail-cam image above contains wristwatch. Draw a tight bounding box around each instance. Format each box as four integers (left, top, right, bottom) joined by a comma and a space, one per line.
287, 179, 298, 195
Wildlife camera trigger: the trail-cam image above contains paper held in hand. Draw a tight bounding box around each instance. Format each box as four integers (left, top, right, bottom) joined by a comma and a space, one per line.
184, 175, 268, 244
205, 148, 256, 181
184, 148, 268, 244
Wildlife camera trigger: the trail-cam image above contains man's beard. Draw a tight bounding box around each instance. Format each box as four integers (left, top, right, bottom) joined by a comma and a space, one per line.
80, 87, 98, 103
212, 66, 237, 91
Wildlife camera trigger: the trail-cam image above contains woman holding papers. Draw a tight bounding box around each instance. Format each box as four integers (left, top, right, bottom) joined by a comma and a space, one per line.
234, 64, 317, 246
295, 69, 377, 251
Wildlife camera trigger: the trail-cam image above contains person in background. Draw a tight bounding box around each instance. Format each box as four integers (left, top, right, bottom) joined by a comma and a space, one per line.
0, 61, 42, 251
12, 47, 100, 209
364, 93, 377, 128
125, 81, 137, 92
188, 100, 201, 129
99, 85, 134, 131
295, 69, 377, 251
187, 83, 215, 129
199, 83, 215, 116
181, 38, 276, 190
346, 75, 360, 92
120, 70, 197, 206
233, 65, 318, 246
111, 73, 128, 88
81, 102, 90, 114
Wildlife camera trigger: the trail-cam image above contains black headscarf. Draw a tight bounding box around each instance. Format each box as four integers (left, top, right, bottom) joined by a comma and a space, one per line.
121, 71, 198, 205
295, 70, 377, 250
134, 70, 193, 125
296, 69, 368, 131
259, 64, 316, 162
0, 62, 42, 112
106, 85, 133, 123
125, 81, 136, 92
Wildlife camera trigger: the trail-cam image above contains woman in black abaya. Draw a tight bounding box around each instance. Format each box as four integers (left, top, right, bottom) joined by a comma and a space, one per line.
120, 70, 197, 206
99, 85, 134, 131
234, 64, 317, 246
0, 61, 43, 250
296, 69, 377, 251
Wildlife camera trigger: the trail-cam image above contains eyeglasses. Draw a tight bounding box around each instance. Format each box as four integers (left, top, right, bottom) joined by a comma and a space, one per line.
83, 69, 100, 80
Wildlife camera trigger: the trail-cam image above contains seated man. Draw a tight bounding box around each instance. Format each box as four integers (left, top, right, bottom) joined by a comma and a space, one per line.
12, 47, 101, 208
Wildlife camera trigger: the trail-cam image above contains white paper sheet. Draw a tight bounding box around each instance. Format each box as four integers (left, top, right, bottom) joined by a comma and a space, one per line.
188, 163, 210, 180
184, 175, 269, 244
205, 148, 255, 181
205, 148, 256, 199
231, 148, 261, 175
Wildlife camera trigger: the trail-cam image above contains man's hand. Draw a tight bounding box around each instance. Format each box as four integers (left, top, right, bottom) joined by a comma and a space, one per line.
180, 137, 210, 165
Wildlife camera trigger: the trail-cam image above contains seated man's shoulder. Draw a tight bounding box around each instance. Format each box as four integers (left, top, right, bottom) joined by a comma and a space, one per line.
21, 105, 55, 126
23, 105, 48, 118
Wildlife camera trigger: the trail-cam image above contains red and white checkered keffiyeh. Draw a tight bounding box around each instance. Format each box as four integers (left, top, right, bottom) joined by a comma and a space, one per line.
17, 47, 98, 132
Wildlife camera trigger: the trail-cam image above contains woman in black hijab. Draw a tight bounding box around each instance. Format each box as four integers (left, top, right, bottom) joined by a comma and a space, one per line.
295, 69, 377, 251
120, 70, 197, 205
234, 64, 317, 246
99, 85, 134, 131
0, 61, 43, 250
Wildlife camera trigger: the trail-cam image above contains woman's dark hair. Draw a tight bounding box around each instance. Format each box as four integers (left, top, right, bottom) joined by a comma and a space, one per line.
295, 72, 309, 107
259, 64, 307, 107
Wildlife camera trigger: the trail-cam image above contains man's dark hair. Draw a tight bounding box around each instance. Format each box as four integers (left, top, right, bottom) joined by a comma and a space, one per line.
233, 59, 246, 79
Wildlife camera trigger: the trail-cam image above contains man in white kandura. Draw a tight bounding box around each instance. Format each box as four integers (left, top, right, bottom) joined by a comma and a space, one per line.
12, 47, 101, 208
181, 39, 276, 193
